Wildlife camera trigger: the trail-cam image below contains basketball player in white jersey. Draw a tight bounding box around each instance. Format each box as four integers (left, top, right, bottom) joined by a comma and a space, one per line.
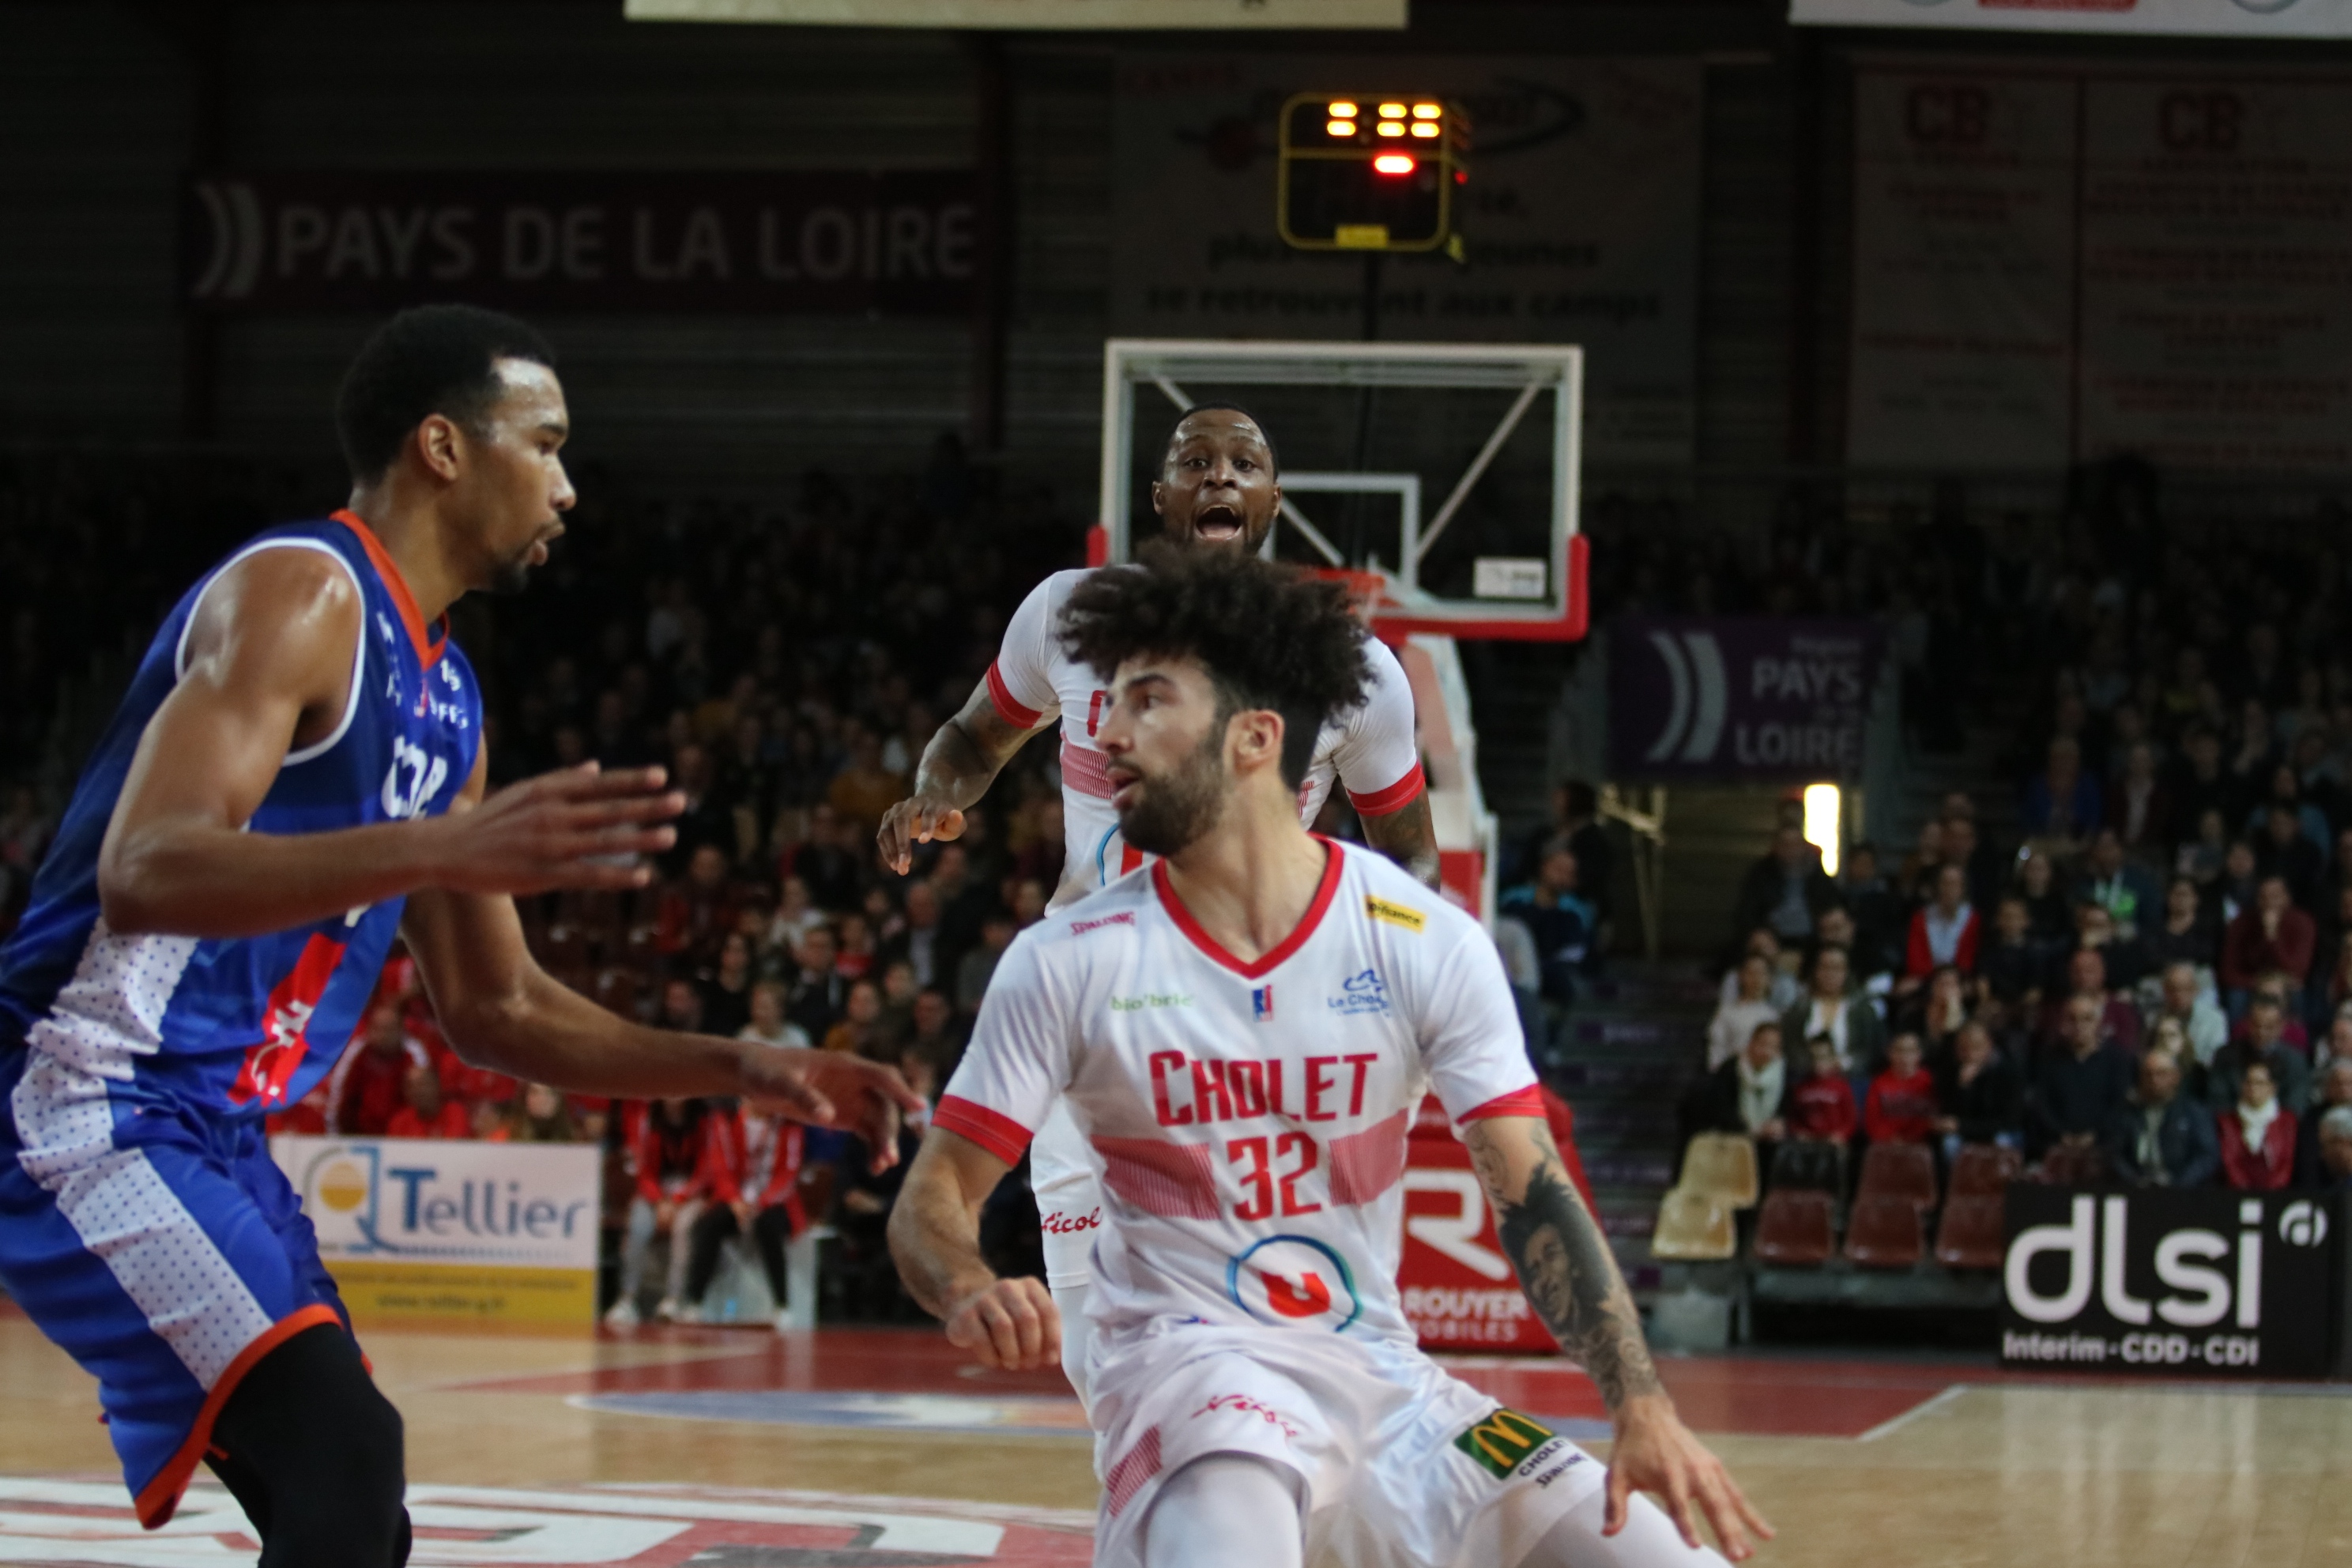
878, 405, 1438, 1401
889, 548, 1768, 1568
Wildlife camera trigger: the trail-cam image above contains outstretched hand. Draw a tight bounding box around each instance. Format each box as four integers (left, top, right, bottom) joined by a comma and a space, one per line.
1603, 1394, 1773, 1561
429, 763, 682, 894
877, 793, 966, 876
740, 1046, 927, 1172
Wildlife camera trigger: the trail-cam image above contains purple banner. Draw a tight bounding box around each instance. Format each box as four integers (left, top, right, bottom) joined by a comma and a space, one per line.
182, 170, 975, 315
1608, 618, 1884, 782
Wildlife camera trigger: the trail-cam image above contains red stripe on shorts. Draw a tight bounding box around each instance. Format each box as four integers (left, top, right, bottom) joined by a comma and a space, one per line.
1105, 1427, 1163, 1517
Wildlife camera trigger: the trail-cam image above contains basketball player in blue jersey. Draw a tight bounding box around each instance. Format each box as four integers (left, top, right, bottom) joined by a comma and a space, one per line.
0, 306, 922, 1566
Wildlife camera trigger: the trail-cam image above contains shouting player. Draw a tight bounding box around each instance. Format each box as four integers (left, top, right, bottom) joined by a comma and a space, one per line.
0, 306, 920, 1566
891, 546, 1770, 1567
877, 405, 1437, 1400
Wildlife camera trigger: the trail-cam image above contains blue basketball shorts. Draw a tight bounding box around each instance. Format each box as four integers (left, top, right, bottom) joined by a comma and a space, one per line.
0, 1044, 352, 1527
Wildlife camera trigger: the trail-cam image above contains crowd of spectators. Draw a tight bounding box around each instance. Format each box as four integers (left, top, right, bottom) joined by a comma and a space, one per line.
1683, 474, 2352, 1198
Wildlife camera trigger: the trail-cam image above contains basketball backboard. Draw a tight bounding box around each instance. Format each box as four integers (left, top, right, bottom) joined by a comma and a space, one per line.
1097, 337, 1586, 642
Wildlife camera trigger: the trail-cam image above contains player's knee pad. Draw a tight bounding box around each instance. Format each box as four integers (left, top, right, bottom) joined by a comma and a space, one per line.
1516, 1483, 1730, 1568
1142, 1455, 1302, 1568
212, 1323, 409, 1566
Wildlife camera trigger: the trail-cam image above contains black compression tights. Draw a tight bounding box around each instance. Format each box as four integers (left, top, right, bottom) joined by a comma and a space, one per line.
202, 1322, 411, 1568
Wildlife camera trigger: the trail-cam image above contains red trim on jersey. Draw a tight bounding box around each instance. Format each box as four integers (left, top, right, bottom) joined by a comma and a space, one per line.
1060, 738, 1117, 800
134, 1302, 345, 1528
1346, 761, 1425, 818
1457, 1085, 1546, 1122
332, 509, 447, 669
1094, 1136, 1219, 1219
933, 1095, 1034, 1166
985, 662, 1042, 729
1151, 838, 1344, 980
1119, 842, 1145, 876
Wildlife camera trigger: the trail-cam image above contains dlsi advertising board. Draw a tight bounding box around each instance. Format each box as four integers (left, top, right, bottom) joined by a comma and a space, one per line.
272, 1136, 602, 1329
1110, 55, 1702, 466
2000, 1189, 2345, 1378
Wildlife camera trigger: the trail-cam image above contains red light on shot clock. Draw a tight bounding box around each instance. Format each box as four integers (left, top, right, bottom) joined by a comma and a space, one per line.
1372, 153, 1416, 176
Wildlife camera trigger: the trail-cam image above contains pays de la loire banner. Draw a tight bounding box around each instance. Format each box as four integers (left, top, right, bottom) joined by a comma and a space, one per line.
1794, 0, 2352, 36
2000, 1188, 2344, 1378
272, 1135, 602, 1329
1111, 55, 1702, 466
1608, 618, 1883, 784
1848, 60, 2352, 473
183, 171, 975, 315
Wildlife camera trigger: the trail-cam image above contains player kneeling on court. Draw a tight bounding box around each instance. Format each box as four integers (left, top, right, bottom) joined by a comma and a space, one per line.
889, 545, 1771, 1568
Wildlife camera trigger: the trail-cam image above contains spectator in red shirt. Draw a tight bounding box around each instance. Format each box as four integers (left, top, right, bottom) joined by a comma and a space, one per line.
1902, 864, 1980, 994
384, 1064, 469, 1140
681, 1106, 809, 1330
332, 1004, 430, 1136
2221, 874, 2315, 1007
266, 1080, 333, 1138
610, 1099, 718, 1327
1791, 1038, 1858, 1146
655, 843, 744, 968
2220, 1059, 2297, 1191
1864, 1033, 1938, 1146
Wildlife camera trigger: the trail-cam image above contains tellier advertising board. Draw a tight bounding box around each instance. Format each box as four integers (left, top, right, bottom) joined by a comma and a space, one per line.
1607, 618, 1884, 784
2000, 1188, 2344, 1378
271, 1136, 602, 1329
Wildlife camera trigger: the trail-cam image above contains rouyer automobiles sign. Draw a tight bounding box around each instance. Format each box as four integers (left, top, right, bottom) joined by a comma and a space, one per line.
1999, 1189, 2344, 1378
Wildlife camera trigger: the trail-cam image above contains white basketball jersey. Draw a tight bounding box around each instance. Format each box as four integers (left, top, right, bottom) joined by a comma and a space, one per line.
986, 568, 1424, 910
936, 842, 1537, 1349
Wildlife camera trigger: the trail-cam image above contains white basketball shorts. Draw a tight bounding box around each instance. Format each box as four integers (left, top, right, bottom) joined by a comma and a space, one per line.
1086, 1321, 1600, 1568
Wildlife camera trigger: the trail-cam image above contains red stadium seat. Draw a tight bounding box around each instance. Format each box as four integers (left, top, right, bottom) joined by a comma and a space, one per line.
1769, 1139, 1843, 1195
1934, 1195, 2007, 1269
1751, 1189, 1834, 1266
1843, 1194, 1924, 1268
1857, 1142, 1936, 1211
2032, 1143, 2108, 1185
1948, 1142, 2021, 1199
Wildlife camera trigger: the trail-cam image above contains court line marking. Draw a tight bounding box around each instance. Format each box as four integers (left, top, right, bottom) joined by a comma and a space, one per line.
1854, 1383, 1969, 1443
564, 1389, 1098, 1439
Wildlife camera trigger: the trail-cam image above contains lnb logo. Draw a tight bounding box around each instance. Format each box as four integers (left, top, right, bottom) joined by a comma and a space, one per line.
2278, 1200, 2329, 1249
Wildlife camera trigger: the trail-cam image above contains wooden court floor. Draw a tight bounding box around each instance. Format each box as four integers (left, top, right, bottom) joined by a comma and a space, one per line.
2, 1308, 2350, 1566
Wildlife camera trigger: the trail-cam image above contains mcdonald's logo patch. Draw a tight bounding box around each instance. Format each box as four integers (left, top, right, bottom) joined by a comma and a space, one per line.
1365, 895, 1426, 933
1453, 1407, 1557, 1480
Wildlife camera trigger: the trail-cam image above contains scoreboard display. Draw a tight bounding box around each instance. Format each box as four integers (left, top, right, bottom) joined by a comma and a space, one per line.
1276, 93, 1469, 254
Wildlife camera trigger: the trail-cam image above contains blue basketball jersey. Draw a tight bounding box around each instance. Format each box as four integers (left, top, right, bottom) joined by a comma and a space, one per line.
0, 511, 482, 1118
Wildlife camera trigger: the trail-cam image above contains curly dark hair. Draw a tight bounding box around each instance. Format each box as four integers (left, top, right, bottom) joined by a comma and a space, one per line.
1059, 543, 1370, 789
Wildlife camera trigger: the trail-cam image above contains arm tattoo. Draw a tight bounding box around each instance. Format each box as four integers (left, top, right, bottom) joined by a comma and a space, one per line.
1478, 1127, 1664, 1409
